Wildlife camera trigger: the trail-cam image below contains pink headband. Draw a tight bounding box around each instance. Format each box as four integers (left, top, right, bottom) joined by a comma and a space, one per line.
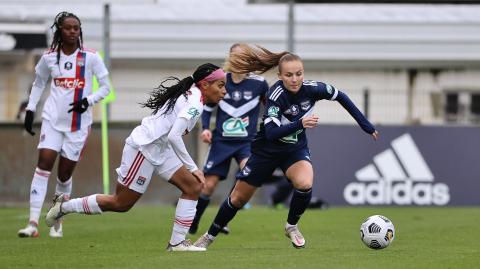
199, 69, 226, 83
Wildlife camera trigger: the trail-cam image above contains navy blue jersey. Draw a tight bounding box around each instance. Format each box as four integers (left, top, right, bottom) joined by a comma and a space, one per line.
254, 80, 340, 153
202, 73, 269, 142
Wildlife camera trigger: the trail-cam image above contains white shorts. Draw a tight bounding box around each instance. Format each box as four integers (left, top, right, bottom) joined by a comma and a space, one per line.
37, 120, 90, 161
116, 144, 183, 194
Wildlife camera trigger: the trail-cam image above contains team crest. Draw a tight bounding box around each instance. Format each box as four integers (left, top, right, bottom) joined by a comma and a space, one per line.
64, 62, 73, 70
326, 84, 333, 94
300, 101, 311, 111
224, 93, 231, 99
136, 176, 146, 186
242, 166, 251, 176
40, 134, 45, 142
232, 91, 242, 101
243, 91, 252, 100
289, 105, 299, 116
205, 161, 213, 169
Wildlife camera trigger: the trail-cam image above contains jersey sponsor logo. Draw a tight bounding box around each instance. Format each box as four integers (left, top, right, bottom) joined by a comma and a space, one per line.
343, 133, 450, 205
187, 107, 200, 117
54, 78, 85, 90
267, 106, 280, 117
136, 176, 146, 186
300, 101, 311, 111
243, 91, 252, 100
222, 117, 249, 137
232, 91, 242, 101
279, 129, 303, 144
64, 61, 73, 70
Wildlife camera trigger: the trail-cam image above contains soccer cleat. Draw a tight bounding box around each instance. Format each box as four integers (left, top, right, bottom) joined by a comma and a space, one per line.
285, 225, 306, 248
45, 194, 67, 227
193, 233, 214, 249
49, 221, 63, 238
18, 223, 39, 238
166, 239, 206, 252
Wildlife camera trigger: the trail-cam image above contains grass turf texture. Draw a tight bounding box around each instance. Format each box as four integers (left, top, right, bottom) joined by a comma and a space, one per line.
1, 206, 479, 269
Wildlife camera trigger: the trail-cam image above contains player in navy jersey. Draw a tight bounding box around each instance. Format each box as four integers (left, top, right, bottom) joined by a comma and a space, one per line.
188, 43, 269, 235
194, 44, 378, 249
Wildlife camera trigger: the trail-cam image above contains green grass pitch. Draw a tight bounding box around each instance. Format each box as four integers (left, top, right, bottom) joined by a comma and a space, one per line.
1, 206, 479, 269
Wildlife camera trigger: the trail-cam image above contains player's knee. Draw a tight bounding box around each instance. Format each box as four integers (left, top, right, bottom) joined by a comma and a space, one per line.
229, 195, 247, 208
113, 199, 135, 212
186, 181, 203, 197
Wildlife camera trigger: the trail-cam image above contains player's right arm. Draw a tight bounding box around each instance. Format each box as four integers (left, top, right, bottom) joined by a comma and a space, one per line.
24, 55, 50, 135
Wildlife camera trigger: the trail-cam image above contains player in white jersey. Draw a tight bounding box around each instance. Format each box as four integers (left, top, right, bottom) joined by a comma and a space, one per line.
18, 12, 110, 238
46, 63, 227, 252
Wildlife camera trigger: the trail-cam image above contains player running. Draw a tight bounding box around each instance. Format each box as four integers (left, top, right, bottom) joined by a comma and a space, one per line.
194, 44, 378, 249
46, 63, 226, 251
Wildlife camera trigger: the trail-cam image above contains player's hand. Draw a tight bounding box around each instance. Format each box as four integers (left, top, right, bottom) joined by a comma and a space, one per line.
371, 130, 379, 141
24, 110, 35, 136
191, 169, 206, 186
68, 98, 89, 114
200, 129, 212, 144
301, 115, 319, 129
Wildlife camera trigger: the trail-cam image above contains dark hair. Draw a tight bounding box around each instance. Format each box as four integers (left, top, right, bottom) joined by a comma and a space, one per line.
225, 44, 301, 74
50, 11, 83, 65
142, 63, 221, 115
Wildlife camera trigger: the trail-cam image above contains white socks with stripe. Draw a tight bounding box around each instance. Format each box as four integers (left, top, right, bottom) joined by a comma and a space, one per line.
29, 167, 51, 224
61, 194, 102, 215
55, 177, 72, 199
169, 198, 197, 245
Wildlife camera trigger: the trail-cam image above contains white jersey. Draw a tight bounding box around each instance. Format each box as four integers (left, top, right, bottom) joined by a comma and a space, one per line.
126, 85, 204, 167
27, 48, 109, 132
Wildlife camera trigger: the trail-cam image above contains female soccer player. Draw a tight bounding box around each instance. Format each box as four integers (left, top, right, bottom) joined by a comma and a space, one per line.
194, 45, 378, 249
18, 12, 110, 238
46, 63, 226, 252
189, 43, 269, 235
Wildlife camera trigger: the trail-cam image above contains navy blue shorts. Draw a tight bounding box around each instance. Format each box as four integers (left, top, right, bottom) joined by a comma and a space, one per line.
236, 147, 311, 187
203, 140, 251, 180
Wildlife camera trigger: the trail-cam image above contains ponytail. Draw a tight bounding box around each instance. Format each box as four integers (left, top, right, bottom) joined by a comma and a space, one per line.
224, 44, 291, 74
142, 63, 222, 115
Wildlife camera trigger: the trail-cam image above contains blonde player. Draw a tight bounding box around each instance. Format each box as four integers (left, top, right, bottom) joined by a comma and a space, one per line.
18, 12, 110, 238
46, 63, 227, 251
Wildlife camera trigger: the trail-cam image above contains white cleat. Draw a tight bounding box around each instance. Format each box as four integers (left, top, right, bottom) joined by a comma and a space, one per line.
18, 223, 39, 238
49, 221, 63, 238
285, 225, 306, 248
166, 239, 206, 252
46, 194, 67, 227
193, 233, 214, 249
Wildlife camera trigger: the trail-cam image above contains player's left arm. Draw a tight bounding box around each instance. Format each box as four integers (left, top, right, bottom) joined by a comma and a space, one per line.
312, 81, 378, 140
86, 52, 111, 105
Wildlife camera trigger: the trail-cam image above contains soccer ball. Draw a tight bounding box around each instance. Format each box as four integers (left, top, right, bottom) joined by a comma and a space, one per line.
360, 215, 395, 249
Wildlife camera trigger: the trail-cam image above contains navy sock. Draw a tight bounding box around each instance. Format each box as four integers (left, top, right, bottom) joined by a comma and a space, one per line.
208, 197, 240, 237
287, 188, 312, 225
190, 194, 210, 231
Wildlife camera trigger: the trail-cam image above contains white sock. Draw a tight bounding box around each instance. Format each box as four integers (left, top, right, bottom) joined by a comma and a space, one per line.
61, 194, 102, 215
55, 177, 72, 199
29, 168, 50, 224
169, 198, 197, 245
286, 223, 297, 229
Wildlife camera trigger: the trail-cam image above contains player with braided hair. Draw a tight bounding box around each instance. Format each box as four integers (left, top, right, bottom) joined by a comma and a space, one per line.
46, 63, 227, 251
18, 11, 110, 238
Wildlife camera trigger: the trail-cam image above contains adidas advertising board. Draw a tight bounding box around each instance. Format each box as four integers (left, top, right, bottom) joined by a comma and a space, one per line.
306, 126, 480, 206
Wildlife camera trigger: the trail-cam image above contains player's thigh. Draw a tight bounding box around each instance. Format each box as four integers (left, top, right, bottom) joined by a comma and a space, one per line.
234, 142, 251, 169
116, 144, 155, 194
61, 125, 90, 162
37, 120, 62, 169
284, 160, 314, 190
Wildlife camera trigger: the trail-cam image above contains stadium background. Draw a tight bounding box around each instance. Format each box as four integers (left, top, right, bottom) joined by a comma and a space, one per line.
1, 0, 479, 206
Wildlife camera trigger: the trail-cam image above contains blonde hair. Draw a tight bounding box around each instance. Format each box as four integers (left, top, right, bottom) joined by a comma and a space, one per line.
224, 44, 301, 74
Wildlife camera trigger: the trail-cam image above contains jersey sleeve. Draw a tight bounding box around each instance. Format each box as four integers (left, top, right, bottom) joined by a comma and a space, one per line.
92, 52, 109, 79
26, 56, 50, 112
306, 80, 338, 101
